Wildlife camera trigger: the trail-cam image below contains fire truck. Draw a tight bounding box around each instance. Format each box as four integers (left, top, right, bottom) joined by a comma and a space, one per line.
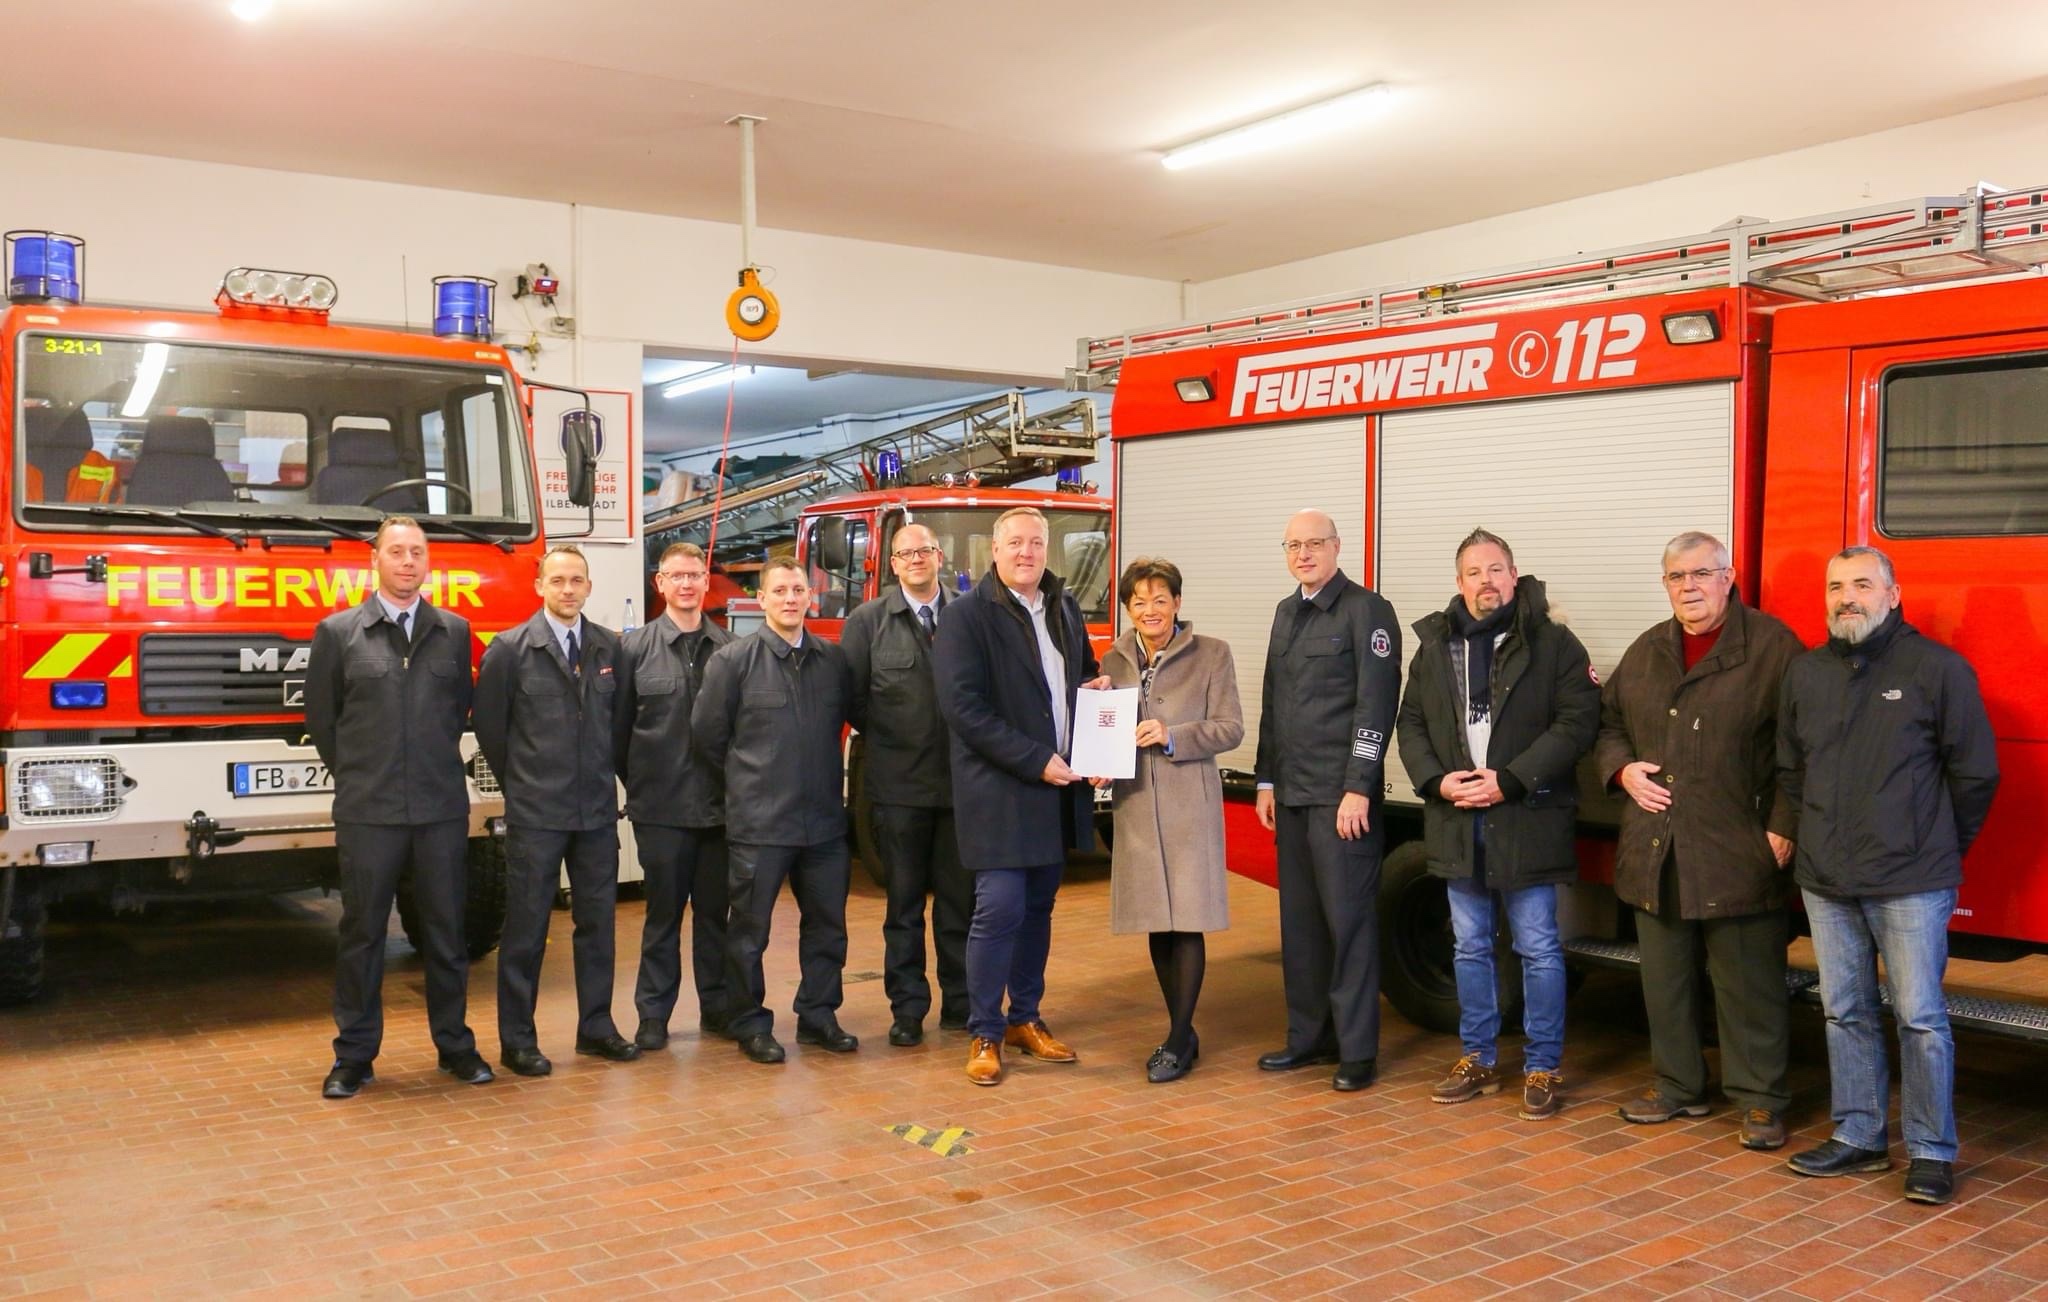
1089, 182, 2048, 1041
642, 389, 1114, 875
0, 232, 591, 1004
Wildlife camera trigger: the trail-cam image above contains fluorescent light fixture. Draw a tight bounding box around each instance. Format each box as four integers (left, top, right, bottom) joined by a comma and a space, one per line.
1162, 84, 1393, 171
120, 342, 170, 418
663, 365, 758, 400
649, 360, 721, 387
230, 0, 275, 19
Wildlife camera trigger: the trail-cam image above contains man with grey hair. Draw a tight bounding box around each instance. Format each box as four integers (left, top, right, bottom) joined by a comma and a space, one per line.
1776, 546, 1998, 1205
1596, 531, 1804, 1150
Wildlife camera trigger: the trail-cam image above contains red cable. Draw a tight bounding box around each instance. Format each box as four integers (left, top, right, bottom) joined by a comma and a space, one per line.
702, 334, 744, 555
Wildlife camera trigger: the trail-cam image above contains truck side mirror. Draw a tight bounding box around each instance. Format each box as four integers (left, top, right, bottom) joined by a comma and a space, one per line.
816, 519, 850, 573
560, 409, 599, 508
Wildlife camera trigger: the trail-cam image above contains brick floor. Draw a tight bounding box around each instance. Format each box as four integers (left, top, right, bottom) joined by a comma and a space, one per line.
4, 865, 2048, 1299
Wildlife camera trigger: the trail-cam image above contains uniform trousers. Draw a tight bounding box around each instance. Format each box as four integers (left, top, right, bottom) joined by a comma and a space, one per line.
332, 818, 474, 1063
725, 839, 851, 1039
1274, 803, 1383, 1062
631, 823, 732, 1028
871, 802, 970, 1026
498, 823, 621, 1051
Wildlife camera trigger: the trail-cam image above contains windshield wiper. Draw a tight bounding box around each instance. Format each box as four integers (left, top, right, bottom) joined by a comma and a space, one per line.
187, 511, 370, 544
415, 515, 516, 553
62, 504, 249, 548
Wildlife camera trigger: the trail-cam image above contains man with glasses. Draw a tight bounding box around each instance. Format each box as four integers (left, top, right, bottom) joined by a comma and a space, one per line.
842, 523, 970, 1047
1252, 508, 1402, 1093
1596, 532, 1804, 1150
614, 542, 736, 1050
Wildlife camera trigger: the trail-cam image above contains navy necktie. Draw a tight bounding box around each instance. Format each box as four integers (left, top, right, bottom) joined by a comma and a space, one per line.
918, 604, 936, 643
565, 629, 580, 676
397, 609, 412, 644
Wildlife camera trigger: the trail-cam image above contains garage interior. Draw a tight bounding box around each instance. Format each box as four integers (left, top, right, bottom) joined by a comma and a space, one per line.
7, 2, 2048, 1299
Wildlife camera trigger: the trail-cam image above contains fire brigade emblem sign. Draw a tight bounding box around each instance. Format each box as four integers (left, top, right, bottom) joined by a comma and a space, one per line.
1370, 628, 1391, 658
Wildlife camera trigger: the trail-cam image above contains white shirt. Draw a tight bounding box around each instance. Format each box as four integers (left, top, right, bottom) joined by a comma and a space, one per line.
1008, 584, 1069, 754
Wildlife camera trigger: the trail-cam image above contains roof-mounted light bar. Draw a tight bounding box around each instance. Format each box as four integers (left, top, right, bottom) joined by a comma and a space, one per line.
218, 268, 338, 316
6, 231, 85, 305
432, 275, 496, 340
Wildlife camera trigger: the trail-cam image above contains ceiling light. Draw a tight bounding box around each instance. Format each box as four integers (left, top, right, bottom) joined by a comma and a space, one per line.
230, 0, 275, 20
1162, 84, 1393, 172
663, 366, 758, 400
649, 360, 721, 387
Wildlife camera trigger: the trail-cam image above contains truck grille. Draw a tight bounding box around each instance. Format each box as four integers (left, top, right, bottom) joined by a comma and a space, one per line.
13, 756, 125, 821
468, 754, 501, 797
137, 633, 314, 716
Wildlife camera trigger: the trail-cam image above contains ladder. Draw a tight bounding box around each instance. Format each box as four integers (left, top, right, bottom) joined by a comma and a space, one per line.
1072, 181, 2048, 388
644, 389, 1100, 553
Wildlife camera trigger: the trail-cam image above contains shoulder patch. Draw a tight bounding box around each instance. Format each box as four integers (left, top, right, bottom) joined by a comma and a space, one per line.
1370, 628, 1391, 658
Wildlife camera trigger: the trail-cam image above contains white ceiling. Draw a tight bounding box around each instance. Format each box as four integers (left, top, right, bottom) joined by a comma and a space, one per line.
8, 2, 2048, 281
641, 357, 1006, 457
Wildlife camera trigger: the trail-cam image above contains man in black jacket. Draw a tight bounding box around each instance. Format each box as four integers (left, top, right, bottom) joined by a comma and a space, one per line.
933, 506, 1107, 1087
614, 541, 735, 1051
1252, 508, 1402, 1093
306, 516, 491, 1098
474, 544, 638, 1077
1778, 546, 1999, 1206
690, 557, 857, 1065
842, 523, 969, 1047
1395, 529, 1598, 1121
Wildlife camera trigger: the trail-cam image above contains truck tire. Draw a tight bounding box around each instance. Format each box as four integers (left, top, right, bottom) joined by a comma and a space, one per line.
1378, 841, 1525, 1035
0, 895, 48, 1007
396, 836, 510, 962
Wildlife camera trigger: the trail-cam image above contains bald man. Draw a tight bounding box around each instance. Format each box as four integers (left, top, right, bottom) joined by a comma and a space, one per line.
1253, 508, 1403, 1092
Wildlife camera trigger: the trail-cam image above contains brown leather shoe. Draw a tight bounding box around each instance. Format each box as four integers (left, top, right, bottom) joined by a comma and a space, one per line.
1004, 1020, 1078, 1062
966, 1037, 1003, 1086
1740, 1108, 1788, 1151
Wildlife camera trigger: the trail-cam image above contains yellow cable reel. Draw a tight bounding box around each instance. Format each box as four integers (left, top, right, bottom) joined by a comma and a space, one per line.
725, 267, 780, 342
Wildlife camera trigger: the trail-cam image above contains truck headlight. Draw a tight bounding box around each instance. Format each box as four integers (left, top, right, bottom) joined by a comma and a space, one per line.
14, 756, 124, 820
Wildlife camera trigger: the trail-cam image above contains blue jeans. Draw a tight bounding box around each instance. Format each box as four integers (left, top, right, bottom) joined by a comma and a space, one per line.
966, 863, 1063, 1042
1802, 887, 1957, 1161
1446, 878, 1566, 1074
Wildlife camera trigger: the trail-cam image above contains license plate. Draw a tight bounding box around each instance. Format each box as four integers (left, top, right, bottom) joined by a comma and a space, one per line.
228, 761, 332, 798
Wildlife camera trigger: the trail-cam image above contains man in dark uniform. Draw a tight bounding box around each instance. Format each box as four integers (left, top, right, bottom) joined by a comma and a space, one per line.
842, 523, 969, 1046
474, 543, 638, 1076
690, 557, 857, 1065
614, 542, 735, 1050
1253, 507, 1402, 1093
308, 515, 491, 1098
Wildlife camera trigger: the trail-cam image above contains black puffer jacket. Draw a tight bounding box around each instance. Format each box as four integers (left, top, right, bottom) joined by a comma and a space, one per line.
1395, 576, 1600, 891
1776, 612, 1999, 899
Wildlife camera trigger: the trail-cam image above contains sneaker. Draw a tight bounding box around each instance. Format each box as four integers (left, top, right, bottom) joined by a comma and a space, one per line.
1740, 1109, 1788, 1151
1430, 1053, 1501, 1104
1520, 1070, 1564, 1120
1617, 1086, 1711, 1124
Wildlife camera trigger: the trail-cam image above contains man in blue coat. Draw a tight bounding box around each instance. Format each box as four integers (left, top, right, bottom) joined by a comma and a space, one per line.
933, 507, 1107, 1086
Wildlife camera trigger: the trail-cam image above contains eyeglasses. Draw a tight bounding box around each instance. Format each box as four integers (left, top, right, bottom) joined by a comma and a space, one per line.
658, 570, 708, 583
1662, 567, 1729, 587
891, 546, 940, 561
1281, 536, 1336, 555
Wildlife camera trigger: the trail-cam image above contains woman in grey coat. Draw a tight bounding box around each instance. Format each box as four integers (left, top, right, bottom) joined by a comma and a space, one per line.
1100, 558, 1244, 1082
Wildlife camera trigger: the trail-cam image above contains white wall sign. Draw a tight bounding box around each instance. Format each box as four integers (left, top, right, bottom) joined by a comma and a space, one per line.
531, 386, 635, 541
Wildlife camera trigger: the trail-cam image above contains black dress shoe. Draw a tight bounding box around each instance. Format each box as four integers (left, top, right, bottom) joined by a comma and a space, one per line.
1787, 1138, 1891, 1177
797, 1021, 860, 1053
575, 1034, 641, 1062
700, 1011, 735, 1041
888, 1019, 923, 1047
500, 1047, 552, 1077
1147, 1047, 1194, 1084
739, 1032, 786, 1064
634, 1018, 670, 1051
1257, 1044, 1339, 1072
1332, 1059, 1377, 1092
1903, 1158, 1955, 1205
321, 1060, 374, 1098
939, 1010, 970, 1033
437, 1050, 494, 1084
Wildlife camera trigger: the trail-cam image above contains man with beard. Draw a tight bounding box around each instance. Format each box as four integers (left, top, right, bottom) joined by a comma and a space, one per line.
1777, 546, 1998, 1206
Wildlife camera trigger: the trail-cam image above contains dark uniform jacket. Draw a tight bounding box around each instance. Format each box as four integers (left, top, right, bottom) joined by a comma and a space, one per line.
1595, 598, 1805, 920
612, 614, 734, 829
473, 610, 622, 832
1396, 576, 1600, 891
842, 587, 952, 809
1253, 570, 1402, 807
1777, 611, 1999, 900
305, 598, 474, 825
933, 568, 1099, 871
689, 625, 852, 848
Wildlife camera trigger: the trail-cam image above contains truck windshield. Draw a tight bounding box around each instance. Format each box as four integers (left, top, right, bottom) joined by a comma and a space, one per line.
13, 332, 534, 536
886, 506, 1112, 622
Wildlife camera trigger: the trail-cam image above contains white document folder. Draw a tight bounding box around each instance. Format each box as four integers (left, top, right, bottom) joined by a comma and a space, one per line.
1070, 687, 1139, 780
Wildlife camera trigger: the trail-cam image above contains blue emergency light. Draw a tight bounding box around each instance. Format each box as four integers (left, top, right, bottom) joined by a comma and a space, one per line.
432, 275, 496, 340
1056, 466, 1084, 488
876, 450, 903, 485
6, 231, 84, 305
50, 680, 108, 710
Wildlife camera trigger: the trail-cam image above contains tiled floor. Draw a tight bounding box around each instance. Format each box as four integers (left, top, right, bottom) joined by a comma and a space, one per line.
4, 862, 2048, 1300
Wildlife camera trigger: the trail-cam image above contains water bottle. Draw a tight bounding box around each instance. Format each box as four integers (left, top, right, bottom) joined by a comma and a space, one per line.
621, 596, 637, 632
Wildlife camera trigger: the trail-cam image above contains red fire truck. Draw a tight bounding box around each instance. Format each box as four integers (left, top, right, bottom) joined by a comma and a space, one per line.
1091, 183, 2048, 1039
0, 232, 590, 1003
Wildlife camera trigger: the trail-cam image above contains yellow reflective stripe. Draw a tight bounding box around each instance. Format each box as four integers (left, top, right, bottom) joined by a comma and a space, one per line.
25, 634, 107, 680
928, 1127, 969, 1157
109, 656, 133, 679
74, 464, 113, 482
900, 1124, 928, 1145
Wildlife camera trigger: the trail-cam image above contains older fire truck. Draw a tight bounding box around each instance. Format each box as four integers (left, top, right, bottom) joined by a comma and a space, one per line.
1093, 183, 2048, 1039
0, 233, 586, 1003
